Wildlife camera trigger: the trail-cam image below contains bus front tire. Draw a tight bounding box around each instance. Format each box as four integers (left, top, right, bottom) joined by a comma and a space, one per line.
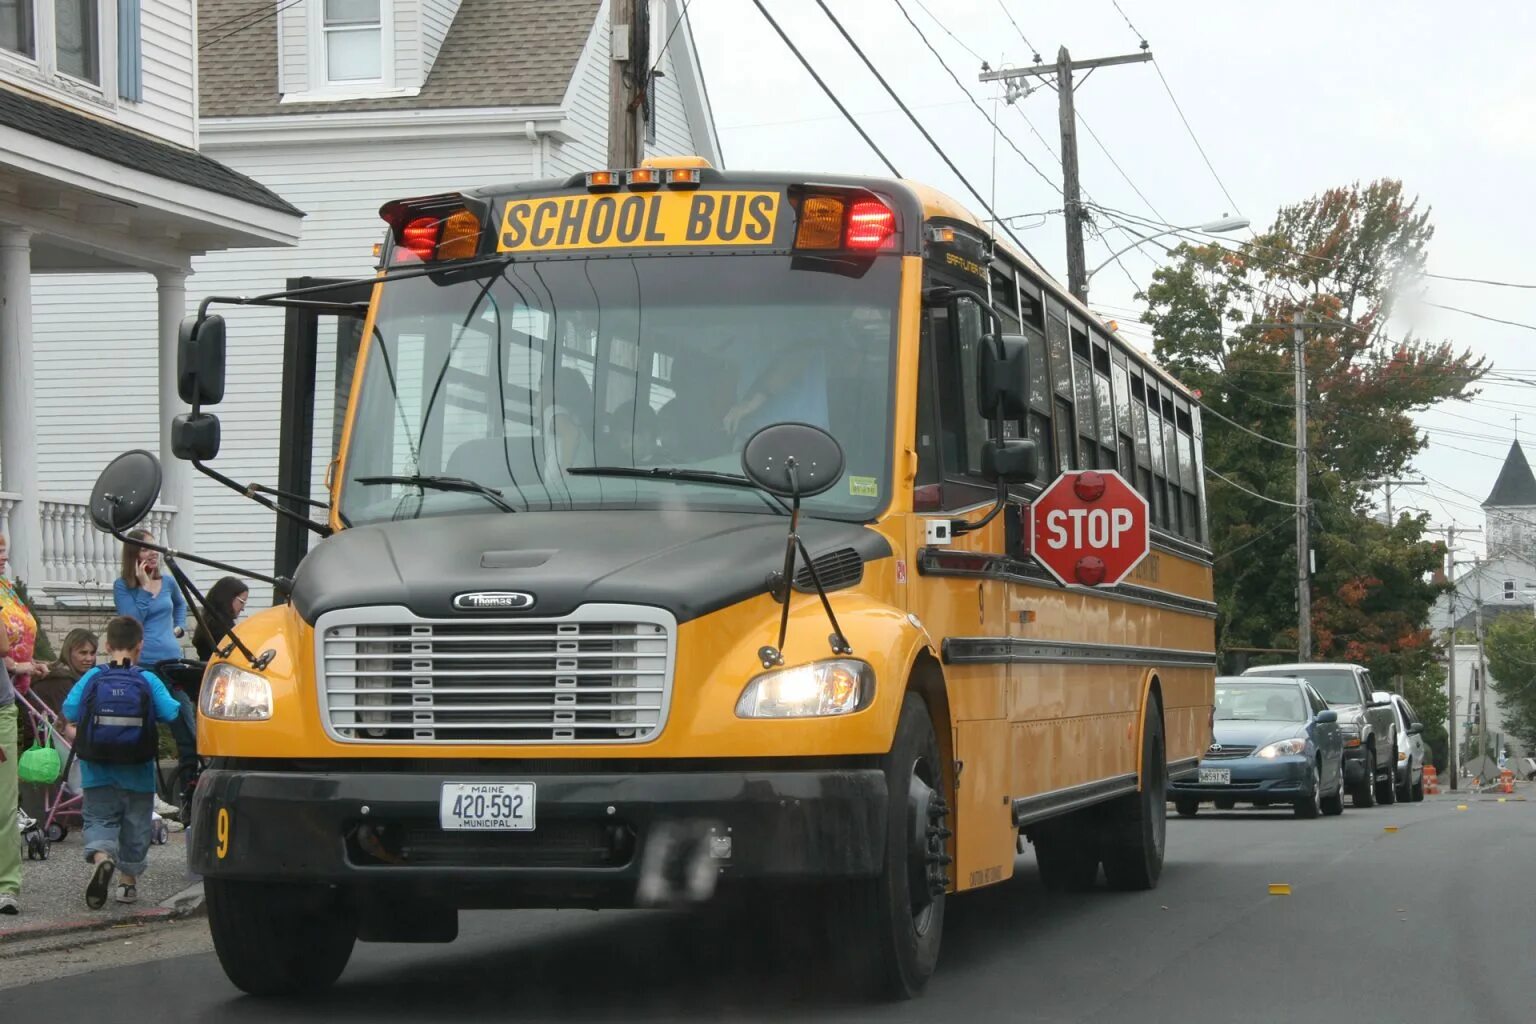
832, 693, 947, 1000
206, 878, 357, 996
1100, 698, 1167, 892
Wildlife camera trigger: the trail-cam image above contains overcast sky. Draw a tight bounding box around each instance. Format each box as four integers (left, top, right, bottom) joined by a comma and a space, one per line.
687, 0, 1536, 555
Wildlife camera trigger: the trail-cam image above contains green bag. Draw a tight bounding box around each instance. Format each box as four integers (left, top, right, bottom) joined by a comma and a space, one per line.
18, 742, 62, 785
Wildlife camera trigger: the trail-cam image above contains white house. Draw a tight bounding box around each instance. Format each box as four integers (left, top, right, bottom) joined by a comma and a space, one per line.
0, 0, 302, 607
27, 0, 720, 605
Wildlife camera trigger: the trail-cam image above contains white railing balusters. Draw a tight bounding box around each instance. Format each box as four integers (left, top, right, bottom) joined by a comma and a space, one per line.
33, 498, 177, 599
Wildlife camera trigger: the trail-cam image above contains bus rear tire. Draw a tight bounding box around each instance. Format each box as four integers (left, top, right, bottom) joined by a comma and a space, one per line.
831, 693, 947, 1000
1101, 698, 1166, 892
206, 878, 357, 996
1032, 816, 1100, 891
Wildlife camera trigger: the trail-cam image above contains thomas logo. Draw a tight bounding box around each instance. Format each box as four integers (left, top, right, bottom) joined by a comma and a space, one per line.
452, 591, 536, 612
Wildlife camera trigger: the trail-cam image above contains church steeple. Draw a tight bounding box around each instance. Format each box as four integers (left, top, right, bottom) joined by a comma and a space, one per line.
1483, 441, 1536, 508
1484, 441, 1536, 562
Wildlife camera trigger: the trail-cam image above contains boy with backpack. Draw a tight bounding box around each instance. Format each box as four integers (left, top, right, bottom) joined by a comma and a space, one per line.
62, 616, 182, 909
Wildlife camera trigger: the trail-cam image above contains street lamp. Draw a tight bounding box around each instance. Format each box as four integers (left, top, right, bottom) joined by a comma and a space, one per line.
1083, 216, 1251, 301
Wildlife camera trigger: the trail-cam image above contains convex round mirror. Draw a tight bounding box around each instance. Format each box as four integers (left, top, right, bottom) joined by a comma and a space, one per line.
90, 449, 163, 532
741, 422, 845, 498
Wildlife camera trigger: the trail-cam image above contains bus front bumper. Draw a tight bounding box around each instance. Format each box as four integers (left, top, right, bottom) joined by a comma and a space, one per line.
188, 765, 887, 906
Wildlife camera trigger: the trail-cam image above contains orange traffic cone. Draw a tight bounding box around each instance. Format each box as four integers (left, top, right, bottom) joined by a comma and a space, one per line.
1422, 766, 1440, 795
1500, 769, 1514, 795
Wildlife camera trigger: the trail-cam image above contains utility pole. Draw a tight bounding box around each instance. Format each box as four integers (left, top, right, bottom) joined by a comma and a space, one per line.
1440, 524, 1481, 791
1366, 477, 1427, 524
1294, 312, 1311, 661
979, 47, 1152, 303
606, 0, 647, 169
1474, 560, 1490, 771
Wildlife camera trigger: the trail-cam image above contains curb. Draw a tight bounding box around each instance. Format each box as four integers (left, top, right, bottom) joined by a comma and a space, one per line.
0, 881, 204, 946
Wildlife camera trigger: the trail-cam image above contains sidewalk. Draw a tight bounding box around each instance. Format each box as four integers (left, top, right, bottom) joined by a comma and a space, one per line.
3, 821, 204, 944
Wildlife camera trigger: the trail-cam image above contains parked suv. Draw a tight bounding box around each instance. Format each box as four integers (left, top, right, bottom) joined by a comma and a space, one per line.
1242, 664, 1398, 807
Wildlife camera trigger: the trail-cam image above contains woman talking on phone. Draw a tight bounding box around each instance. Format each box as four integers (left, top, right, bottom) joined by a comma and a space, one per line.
113, 530, 194, 813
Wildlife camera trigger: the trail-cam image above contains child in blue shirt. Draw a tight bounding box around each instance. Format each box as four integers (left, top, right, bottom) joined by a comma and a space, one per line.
62, 616, 182, 909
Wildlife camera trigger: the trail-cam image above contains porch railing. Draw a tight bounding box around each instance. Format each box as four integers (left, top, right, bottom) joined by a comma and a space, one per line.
39, 499, 176, 593
0, 491, 15, 546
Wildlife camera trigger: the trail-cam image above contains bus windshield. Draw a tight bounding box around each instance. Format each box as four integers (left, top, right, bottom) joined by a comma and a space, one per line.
338, 253, 898, 525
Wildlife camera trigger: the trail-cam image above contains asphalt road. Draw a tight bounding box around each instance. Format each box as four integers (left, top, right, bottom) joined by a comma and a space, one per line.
7, 791, 1533, 1024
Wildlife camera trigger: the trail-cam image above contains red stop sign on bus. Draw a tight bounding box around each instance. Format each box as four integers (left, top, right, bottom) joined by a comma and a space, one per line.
1029, 470, 1149, 587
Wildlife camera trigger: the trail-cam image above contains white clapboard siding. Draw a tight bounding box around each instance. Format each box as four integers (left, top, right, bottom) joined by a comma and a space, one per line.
548, 6, 699, 180
278, 0, 309, 95
114, 0, 197, 148
32, 134, 537, 604
420, 0, 463, 73
394, 0, 421, 90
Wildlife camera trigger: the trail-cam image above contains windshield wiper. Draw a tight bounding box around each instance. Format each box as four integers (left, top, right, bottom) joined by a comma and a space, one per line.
354, 474, 517, 513
566, 466, 788, 514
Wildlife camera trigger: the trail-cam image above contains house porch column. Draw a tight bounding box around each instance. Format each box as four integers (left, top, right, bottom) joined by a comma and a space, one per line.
156, 268, 194, 551
0, 226, 43, 591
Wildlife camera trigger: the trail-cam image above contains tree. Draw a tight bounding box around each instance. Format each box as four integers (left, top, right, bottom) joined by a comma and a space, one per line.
1140, 180, 1483, 699
1485, 616, 1536, 754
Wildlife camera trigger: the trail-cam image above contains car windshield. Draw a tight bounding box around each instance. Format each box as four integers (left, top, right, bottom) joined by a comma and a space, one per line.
338, 253, 898, 525
1248, 668, 1360, 706
1215, 683, 1306, 722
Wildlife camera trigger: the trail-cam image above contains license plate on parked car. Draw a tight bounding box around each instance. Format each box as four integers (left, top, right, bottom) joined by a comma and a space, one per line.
1199, 768, 1231, 785
439, 782, 536, 831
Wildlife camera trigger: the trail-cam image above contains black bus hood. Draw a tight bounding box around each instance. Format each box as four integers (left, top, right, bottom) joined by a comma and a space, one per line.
289, 509, 891, 625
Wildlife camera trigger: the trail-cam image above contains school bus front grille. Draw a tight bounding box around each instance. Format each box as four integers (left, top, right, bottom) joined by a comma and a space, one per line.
314, 605, 676, 745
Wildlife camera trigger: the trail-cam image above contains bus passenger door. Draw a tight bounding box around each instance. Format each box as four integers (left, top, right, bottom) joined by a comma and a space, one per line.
909, 291, 1015, 890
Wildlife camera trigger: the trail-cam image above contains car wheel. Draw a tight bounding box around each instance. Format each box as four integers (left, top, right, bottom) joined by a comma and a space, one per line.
206, 879, 357, 996
1173, 796, 1199, 818
1320, 771, 1345, 816
1411, 769, 1425, 802
1213, 797, 1236, 811
1353, 749, 1377, 808
1293, 766, 1321, 819
1395, 759, 1413, 803
1376, 748, 1398, 805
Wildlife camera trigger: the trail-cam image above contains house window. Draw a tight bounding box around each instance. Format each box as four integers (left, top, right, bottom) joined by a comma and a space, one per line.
1506, 580, 1517, 600
0, 0, 33, 58
55, 0, 97, 83
322, 0, 382, 83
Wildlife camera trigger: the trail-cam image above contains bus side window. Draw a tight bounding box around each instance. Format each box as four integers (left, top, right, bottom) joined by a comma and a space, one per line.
915, 311, 941, 490
1044, 300, 1076, 473
949, 297, 990, 476
919, 294, 996, 509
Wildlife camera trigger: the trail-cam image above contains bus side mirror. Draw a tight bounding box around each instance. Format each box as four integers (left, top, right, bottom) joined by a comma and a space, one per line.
177, 314, 226, 406
981, 438, 1037, 484
171, 412, 221, 462
976, 334, 1031, 420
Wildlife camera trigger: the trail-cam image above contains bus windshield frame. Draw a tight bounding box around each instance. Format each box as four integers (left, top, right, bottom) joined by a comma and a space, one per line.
336, 250, 901, 527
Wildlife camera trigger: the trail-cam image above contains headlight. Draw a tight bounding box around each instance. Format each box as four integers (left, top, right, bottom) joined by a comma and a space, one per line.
200, 663, 273, 721
1255, 738, 1307, 758
736, 659, 873, 718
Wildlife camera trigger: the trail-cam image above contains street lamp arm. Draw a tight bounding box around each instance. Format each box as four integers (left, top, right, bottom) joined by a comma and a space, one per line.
1085, 225, 1177, 281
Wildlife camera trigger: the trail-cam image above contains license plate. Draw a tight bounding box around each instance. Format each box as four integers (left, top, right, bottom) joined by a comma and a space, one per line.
1199, 768, 1231, 785
438, 782, 536, 831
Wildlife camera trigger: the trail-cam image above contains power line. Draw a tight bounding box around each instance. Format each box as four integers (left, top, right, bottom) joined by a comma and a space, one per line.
811, 0, 1039, 261
200, 0, 305, 50
638, 0, 693, 93
993, 0, 1041, 63
912, 0, 985, 64
1074, 107, 1167, 224
1205, 465, 1304, 508
746, 0, 901, 177
891, 0, 1062, 197
1198, 400, 1299, 450
1213, 516, 1295, 563
1422, 301, 1536, 334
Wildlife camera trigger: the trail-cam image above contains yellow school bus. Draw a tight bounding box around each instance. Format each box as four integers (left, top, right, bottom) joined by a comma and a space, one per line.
184, 157, 1215, 998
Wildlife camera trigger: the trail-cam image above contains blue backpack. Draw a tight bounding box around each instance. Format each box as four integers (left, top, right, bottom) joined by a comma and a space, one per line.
74, 665, 159, 765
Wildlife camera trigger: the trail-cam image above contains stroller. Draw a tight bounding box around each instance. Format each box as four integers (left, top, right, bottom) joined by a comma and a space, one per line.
16, 686, 83, 860
14, 684, 173, 861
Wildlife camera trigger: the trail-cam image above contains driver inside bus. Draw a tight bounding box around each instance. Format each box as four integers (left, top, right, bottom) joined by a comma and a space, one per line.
722, 332, 830, 439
